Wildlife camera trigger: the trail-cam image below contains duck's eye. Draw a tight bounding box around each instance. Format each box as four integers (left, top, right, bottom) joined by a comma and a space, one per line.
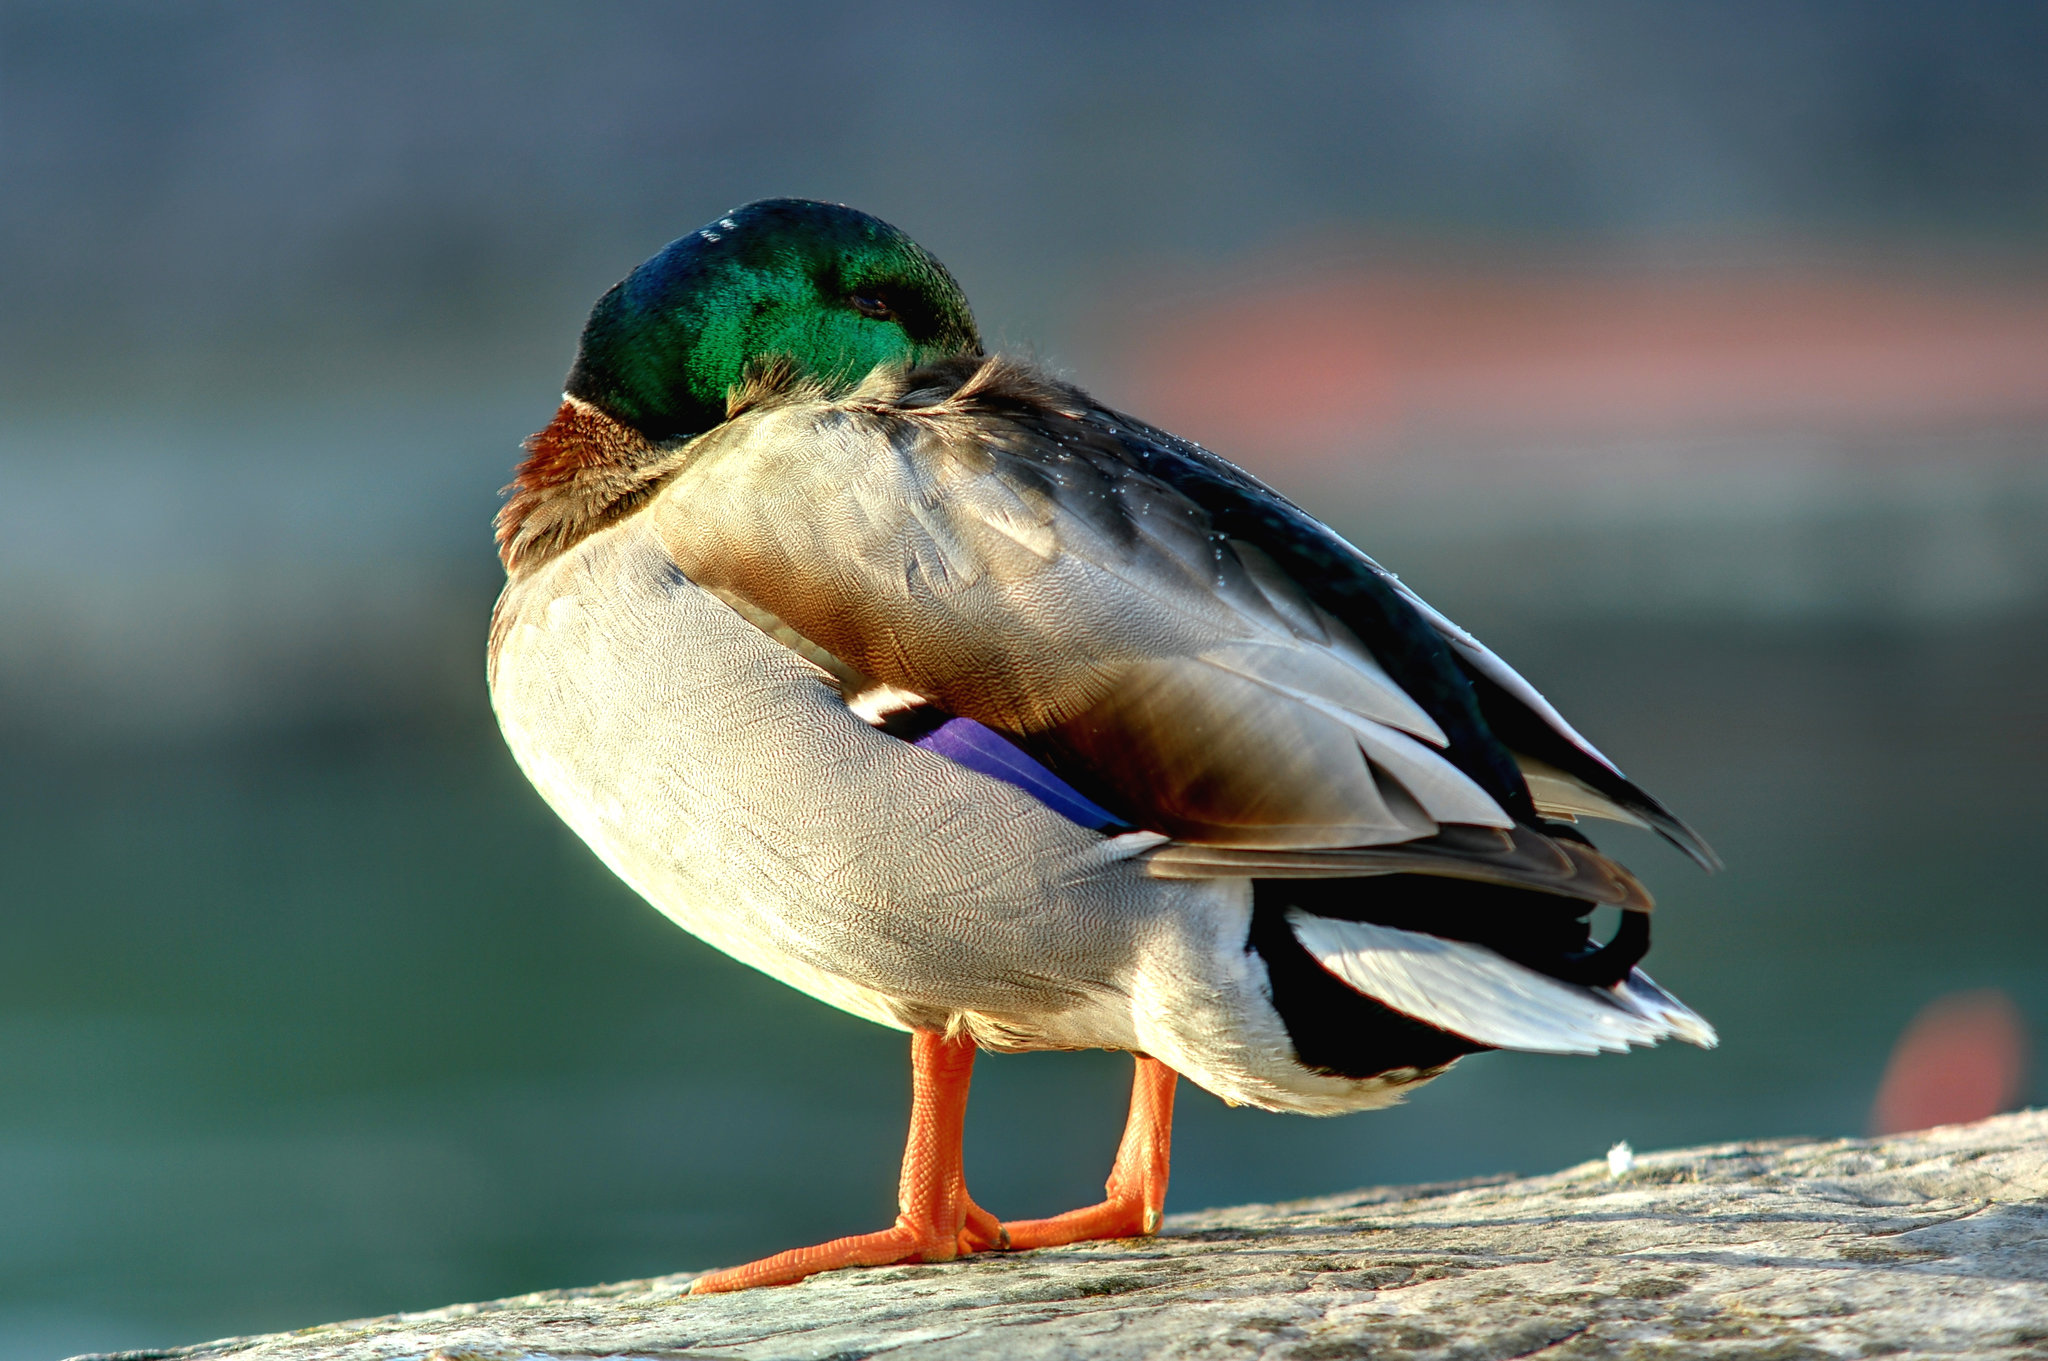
850, 293, 894, 321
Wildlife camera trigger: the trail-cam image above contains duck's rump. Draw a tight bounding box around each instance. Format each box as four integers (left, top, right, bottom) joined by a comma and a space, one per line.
1251, 873, 1705, 1081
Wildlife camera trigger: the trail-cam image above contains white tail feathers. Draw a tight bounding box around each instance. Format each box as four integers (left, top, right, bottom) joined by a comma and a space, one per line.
1287, 911, 1718, 1056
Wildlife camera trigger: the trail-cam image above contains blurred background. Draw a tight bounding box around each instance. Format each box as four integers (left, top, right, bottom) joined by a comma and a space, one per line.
5, 2, 2046, 1356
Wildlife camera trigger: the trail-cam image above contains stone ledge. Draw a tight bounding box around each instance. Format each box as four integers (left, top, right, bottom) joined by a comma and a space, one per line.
75, 1110, 2048, 1361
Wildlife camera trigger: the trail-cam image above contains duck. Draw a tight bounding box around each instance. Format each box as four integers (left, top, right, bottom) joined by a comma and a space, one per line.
487, 198, 1718, 1295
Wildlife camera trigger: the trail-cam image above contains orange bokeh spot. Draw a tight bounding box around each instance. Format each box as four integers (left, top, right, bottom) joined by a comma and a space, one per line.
1869, 989, 2029, 1136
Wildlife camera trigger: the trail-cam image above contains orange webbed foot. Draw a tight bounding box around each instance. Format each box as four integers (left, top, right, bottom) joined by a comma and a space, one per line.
689, 1218, 942, 1294
686, 1042, 1177, 1292
995, 1055, 1177, 1250
690, 1029, 988, 1294
689, 1179, 1016, 1292
960, 1191, 1010, 1253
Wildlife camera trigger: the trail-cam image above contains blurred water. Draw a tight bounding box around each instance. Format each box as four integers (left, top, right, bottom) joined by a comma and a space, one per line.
5, 598, 2044, 1359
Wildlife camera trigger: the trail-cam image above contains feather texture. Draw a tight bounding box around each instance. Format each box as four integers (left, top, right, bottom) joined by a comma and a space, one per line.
1145, 824, 1654, 909
488, 349, 1719, 1114
1287, 913, 1714, 1055
654, 358, 1566, 862
1392, 580, 1720, 868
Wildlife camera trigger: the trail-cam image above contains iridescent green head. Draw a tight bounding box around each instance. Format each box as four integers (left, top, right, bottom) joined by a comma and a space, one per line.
566, 199, 982, 440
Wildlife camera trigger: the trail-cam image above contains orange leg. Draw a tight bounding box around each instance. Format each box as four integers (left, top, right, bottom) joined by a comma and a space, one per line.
1000, 1054, 1179, 1249
691, 1028, 985, 1293
688, 1039, 1179, 1293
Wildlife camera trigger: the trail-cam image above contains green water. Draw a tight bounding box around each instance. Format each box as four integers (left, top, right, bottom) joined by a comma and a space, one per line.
5, 616, 2045, 1358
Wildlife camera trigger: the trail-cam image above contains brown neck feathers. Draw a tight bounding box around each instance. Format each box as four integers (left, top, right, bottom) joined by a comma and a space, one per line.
496, 399, 686, 574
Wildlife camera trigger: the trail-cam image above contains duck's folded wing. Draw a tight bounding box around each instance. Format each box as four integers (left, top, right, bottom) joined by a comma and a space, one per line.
1146, 824, 1651, 911
1091, 401, 1717, 870
653, 359, 1675, 902
1388, 582, 1719, 868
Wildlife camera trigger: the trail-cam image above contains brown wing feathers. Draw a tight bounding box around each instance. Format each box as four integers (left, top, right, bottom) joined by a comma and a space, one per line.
661, 356, 1672, 905
1145, 824, 1655, 911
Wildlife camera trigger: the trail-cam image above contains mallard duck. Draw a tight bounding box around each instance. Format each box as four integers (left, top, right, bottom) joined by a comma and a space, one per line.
488, 199, 1717, 1294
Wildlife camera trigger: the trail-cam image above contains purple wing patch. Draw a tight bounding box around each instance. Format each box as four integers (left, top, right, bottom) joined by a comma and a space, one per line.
912, 717, 1133, 833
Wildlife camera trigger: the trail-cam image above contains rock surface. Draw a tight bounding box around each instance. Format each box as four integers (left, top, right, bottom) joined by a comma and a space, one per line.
79, 1111, 2048, 1361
